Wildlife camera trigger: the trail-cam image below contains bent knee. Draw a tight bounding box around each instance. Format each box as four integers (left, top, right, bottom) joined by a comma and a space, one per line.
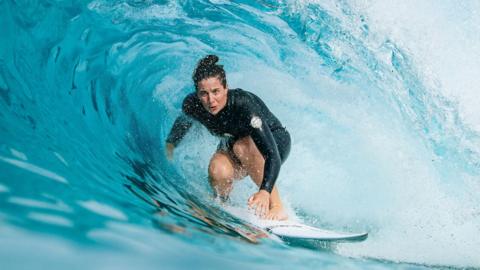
208, 154, 234, 180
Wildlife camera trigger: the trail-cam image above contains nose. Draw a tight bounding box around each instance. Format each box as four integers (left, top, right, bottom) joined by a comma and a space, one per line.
208, 93, 216, 104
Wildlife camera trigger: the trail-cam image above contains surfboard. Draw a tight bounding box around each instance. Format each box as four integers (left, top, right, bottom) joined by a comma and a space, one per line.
259, 220, 368, 242
224, 206, 368, 243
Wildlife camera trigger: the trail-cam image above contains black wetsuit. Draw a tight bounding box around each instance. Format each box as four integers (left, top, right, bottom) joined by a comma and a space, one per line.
166, 88, 291, 193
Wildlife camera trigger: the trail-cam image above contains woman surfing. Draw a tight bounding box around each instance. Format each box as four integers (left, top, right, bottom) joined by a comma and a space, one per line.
166, 55, 291, 220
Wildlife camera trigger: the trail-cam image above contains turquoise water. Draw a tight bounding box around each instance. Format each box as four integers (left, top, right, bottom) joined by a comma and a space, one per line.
1, 0, 480, 269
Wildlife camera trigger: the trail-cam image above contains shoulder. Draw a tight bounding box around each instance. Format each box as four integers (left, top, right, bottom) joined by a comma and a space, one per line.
230, 89, 267, 114
181, 92, 201, 114
229, 88, 261, 107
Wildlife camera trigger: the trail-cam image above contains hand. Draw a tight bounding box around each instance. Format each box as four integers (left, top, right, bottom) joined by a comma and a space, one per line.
248, 190, 270, 218
166, 143, 174, 160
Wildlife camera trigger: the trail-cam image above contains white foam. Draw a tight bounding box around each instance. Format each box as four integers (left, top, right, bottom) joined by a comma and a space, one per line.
353, 0, 480, 131
276, 1, 480, 267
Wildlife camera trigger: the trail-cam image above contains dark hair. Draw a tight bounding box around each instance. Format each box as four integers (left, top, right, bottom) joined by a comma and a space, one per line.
192, 55, 227, 90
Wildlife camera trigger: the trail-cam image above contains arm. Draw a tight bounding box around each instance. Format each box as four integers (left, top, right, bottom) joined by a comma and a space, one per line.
165, 95, 196, 158
247, 115, 284, 219
165, 114, 192, 159
239, 91, 286, 219
249, 116, 282, 193
166, 114, 193, 147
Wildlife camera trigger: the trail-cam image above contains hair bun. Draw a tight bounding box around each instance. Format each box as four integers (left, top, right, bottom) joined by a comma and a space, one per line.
192, 54, 226, 90
198, 55, 219, 68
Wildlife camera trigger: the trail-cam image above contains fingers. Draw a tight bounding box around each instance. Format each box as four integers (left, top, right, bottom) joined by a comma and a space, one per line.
255, 205, 265, 218
166, 143, 174, 160
251, 200, 268, 218
255, 202, 268, 218
248, 192, 271, 219
248, 197, 265, 218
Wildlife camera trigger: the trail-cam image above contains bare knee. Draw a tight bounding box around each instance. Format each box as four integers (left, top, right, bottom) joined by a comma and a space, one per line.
208, 154, 234, 183
208, 154, 235, 198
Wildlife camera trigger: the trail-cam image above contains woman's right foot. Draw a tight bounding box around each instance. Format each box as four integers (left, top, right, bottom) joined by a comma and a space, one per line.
266, 206, 288, 220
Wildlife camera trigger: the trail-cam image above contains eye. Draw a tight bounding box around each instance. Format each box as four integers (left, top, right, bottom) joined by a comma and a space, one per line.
198, 91, 207, 97
212, 89, 219, 95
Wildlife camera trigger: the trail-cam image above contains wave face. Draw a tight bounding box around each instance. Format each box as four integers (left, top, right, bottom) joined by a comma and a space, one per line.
1, 0, 479, 269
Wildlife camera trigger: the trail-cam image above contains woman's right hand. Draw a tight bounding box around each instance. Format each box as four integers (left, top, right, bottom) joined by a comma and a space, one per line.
166, 143, 174, 160
248, 190, 271, 218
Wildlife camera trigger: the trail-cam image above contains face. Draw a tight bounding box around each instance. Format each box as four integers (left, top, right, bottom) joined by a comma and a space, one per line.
197, 77, 228, 115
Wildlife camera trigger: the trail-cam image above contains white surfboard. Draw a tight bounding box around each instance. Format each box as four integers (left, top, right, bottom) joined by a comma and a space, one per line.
259, 220, 368, 242
224, 206, 368, 242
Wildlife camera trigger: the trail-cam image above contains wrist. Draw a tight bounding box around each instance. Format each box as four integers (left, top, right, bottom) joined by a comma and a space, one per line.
258, 189, 270, 195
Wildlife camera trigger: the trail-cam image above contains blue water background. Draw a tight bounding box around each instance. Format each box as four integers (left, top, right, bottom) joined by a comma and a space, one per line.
1, 0, 480, 269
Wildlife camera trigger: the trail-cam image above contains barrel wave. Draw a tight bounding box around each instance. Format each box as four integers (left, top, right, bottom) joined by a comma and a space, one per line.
1, 0, 479, 269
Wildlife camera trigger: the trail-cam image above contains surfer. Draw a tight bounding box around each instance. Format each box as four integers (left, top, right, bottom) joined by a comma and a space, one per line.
165, 55, 291, 220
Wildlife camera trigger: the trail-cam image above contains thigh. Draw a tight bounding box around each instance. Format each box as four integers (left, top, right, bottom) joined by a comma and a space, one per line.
232, 130, 291, 164
211, 150, 247, 180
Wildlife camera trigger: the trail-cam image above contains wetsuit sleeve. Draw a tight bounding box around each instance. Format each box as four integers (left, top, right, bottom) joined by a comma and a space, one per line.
248, 115, 282, 194
165, 95, 195, 146
165, 114, 193, 146
250, 120, 282, 193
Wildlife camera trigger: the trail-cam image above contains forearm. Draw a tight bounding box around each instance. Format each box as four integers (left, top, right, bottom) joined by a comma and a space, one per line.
259, 154, 281, 193
166, 114, 192, 146
250, 121, 282, 193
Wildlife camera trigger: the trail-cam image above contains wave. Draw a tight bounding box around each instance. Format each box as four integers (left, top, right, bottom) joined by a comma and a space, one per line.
1, 0, 479, 268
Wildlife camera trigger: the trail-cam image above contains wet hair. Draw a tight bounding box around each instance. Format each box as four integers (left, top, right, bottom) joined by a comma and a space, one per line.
192, 55, 227, 90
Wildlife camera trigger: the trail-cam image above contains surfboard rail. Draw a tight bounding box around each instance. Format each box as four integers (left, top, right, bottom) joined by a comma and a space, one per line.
262, 222, 368, 242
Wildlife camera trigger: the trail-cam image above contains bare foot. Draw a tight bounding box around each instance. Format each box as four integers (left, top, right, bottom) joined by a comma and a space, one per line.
265, 206, 288, 220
